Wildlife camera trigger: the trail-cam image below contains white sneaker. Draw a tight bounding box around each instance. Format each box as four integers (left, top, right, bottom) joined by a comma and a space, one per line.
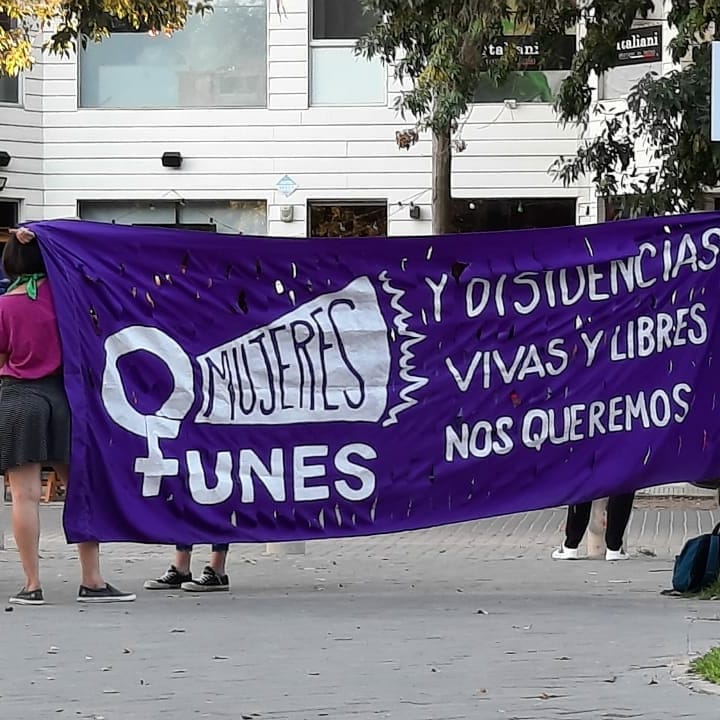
605, 548, 629, 561
551, 544, 579, 560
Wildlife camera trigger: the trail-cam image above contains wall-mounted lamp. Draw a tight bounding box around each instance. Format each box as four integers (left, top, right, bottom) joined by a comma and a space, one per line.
0, 177, 7, 191
161, 151, 183, 169
409, 202, 421, 220
0, 152, 10, 168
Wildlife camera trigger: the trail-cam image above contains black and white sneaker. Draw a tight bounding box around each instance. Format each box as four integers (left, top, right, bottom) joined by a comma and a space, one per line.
9, 588, 44, 606
144, 565, 193, 590
77, 583, 136, 603
180, 566, 229, 593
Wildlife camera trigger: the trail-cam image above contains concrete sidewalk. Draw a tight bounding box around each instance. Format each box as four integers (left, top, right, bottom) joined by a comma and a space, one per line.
0, 500, 718, 719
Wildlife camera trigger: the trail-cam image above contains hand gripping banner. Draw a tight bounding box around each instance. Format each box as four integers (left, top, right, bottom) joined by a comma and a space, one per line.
31, 215, 720, 544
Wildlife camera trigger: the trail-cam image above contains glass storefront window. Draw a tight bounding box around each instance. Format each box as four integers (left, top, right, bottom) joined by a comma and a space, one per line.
79, 0, 267, 109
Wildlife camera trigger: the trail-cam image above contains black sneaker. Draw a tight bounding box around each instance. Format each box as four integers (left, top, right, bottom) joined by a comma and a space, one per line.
77, 583, 137, 603
143, 565, 193, 590
180, 566, 229, 593
9, 588, 44, 606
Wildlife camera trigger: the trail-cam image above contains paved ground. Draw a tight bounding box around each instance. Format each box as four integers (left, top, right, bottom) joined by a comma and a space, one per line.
0, 499, 719, 719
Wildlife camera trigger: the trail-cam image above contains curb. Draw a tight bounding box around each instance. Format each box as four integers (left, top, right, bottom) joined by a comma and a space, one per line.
671, 659, 720, 696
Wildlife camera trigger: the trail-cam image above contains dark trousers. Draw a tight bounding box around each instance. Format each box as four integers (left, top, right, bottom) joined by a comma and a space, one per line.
564, 492, 635, 551
176, 544, 229, 553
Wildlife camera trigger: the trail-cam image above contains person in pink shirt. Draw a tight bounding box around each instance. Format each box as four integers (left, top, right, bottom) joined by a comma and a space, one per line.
0, 228, 135, 605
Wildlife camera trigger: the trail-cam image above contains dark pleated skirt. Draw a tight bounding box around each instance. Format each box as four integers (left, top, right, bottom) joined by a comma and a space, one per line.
0, 376, 70, 473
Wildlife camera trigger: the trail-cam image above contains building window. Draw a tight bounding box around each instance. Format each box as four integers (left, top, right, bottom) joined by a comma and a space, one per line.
601, 24, 663, 99
602, 196, 647, 221
474, 33, 576, 103
0, 14, 19, 104
79, 0, 267, 109
78, 200, 268, 235
309, 201, 387, 237
310, 0, 385, 106
0, 74, 18, 103
453, 198, 577, 232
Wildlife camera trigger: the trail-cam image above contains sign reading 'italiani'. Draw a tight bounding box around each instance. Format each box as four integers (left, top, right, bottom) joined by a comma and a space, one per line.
615, 24, 662, 66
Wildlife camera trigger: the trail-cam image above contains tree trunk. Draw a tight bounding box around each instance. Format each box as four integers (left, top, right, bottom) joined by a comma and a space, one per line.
432, 127, 454, 235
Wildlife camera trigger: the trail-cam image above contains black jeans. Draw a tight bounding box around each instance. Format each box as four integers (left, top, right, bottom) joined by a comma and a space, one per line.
176, 544, 229, 553
564, 492, 635, 552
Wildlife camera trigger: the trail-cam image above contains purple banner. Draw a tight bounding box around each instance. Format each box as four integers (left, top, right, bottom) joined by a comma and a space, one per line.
32, 215, 720, 544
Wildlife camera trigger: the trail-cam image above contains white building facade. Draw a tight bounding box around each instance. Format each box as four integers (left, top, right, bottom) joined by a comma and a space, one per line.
0, 0, 675, 238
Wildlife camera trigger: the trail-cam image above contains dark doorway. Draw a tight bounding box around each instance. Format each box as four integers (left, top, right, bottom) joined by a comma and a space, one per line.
0, 201, 18, 294
0, 200, 18, 229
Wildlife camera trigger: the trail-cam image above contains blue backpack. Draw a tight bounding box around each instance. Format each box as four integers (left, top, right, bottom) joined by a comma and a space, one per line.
672, 523, 720, 594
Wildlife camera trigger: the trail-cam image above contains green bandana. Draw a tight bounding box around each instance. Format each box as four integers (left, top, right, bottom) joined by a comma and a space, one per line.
7, 273, 46, 301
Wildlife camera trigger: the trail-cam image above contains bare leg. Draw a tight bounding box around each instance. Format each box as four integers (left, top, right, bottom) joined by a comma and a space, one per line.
173, 548, 192, 574
209, 550, 228, 576
8, 464, 42, 591
77, 542, 105, 589
53, 464, 105, 589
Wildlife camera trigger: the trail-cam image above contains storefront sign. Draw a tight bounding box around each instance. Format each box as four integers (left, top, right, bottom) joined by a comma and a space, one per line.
615, 25, 663, 66
486, 34, 576, 70
712, 42, 720, 141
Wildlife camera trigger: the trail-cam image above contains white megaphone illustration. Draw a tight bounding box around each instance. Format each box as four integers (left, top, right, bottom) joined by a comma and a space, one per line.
194, 276, 391, 425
